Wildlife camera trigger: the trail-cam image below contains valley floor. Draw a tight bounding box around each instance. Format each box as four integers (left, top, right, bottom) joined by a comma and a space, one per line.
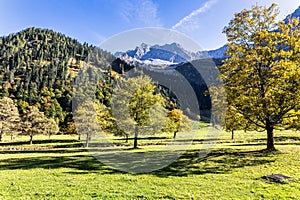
0, 130, 299, 199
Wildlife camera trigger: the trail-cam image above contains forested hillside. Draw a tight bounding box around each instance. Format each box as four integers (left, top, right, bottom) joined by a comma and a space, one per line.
0, 27, 115, 133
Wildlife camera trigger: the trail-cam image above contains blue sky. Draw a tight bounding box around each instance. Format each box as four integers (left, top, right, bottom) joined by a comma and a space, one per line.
0, 0, 299, 51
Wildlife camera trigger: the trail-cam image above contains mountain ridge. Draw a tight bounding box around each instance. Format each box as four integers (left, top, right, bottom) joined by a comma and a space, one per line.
284, 6, 300, 23
116, 42, 227, 65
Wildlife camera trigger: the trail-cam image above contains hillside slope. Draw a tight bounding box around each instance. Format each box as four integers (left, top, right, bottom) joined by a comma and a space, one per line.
0, 27, 114, 131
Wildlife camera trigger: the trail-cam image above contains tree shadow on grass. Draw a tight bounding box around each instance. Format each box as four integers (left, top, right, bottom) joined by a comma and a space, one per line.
251, 136, 300, 143
0, 139, 85, 149
0, 147, 277, 177
151, 148, 277, 177
0, 139, 81, 146
229, 142, 300, 147
0, 153, 119, 173
116, 136, 169, 141
0, 148, 87, 154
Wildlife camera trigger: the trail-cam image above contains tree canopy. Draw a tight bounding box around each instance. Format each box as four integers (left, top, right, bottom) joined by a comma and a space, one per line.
0, 97, 21, 141
112, 75, 166, 148
220, 3, 300, 150
22, 106, 48, 144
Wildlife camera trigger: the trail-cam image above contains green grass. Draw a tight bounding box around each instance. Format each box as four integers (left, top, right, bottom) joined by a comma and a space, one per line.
0, 128, 299, 199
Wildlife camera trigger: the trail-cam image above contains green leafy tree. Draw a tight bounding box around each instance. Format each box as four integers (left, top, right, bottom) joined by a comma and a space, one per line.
95, 102, 115, 133
0, 97, 21, 141
208, 78, 254, 140
220, 4, 300, 151
112, 75, 166, 148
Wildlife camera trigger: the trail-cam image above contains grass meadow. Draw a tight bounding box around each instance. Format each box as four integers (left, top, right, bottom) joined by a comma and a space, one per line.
0, 127, 299, 199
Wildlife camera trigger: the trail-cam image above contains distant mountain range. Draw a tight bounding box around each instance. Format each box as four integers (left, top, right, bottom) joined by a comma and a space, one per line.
115, 43, 227, 65
116, 5, 300, 65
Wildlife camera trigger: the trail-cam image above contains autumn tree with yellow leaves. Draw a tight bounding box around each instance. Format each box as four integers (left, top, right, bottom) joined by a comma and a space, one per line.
220, 4, 300, 151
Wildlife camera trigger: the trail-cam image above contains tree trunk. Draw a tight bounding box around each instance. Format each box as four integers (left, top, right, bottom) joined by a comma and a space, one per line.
125, 135, 128, 143
266, 123, 275, 151
173, 131, 177, 139
231, 130, 234, 140
133, 126, 138, 149
85, 133, 89, 148
29, 134, 33, 145
0, 128, 3, 142
78, 133, 81, 140
11, 134, 14, 141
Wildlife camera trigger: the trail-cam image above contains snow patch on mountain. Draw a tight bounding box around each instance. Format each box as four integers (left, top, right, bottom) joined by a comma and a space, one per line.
115, 42, 227, 66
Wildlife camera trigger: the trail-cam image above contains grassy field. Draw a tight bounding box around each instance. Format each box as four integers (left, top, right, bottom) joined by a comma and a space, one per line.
0, 128, 299, 199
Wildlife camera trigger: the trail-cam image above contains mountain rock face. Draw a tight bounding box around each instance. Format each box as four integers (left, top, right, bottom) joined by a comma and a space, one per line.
202, 45, 228, 60
116, 43, 227, 65
284, 6, 300, 24
116, 42, 193, 63
113, 41, 229, 120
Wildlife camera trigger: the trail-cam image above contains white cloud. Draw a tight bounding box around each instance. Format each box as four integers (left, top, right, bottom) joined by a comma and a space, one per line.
172, 0, 218, 31
119, 0, 162, 27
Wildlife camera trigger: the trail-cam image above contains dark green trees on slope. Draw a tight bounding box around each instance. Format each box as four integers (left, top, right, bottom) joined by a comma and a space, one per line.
0, 27, 115, 132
